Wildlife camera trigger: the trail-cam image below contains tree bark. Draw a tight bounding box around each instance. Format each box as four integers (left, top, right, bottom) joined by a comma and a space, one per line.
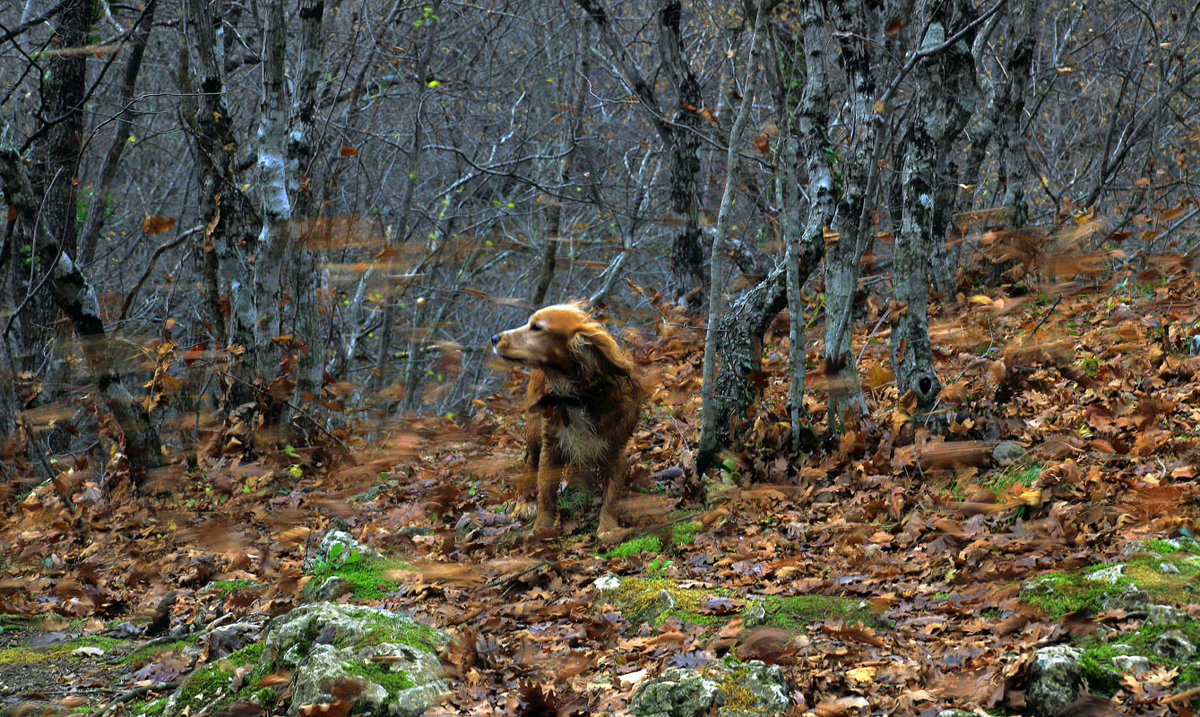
698, 1, 768, 470
823, 0, 883, 428
181, 0, 260, 411
891, 0, 978, 413
0, 148, 163, 481
78, 0, 157, 267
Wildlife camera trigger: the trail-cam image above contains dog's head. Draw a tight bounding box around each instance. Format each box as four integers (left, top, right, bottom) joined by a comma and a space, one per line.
492, 304, 635, 378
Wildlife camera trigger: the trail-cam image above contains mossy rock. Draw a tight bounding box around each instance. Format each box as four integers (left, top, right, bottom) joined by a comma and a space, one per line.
303, 550, 416, 601
628, 657, 789, 716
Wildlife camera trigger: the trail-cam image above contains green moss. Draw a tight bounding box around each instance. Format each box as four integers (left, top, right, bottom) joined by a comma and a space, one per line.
1019, 569, 1131, 619
307, 551, 415, 600
600, 522, 703, 558
202, 579, 263, 597
334, 616, 446, 655
605, 577, 876, 632
344, 660, 415, 696
172, 644, 266, 715
0, 635, 126, 665
759, 594, 877, 630
556, 486, 596, 517
986, 463, 1042, 491
129, 697, 168, 717
122, 636, 199, 665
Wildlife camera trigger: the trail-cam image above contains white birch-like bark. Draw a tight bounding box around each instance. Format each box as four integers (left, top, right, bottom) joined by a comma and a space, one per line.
698, 2, 768, 466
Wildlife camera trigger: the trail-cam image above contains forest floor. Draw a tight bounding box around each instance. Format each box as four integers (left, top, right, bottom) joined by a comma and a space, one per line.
4, 265, 1200, 716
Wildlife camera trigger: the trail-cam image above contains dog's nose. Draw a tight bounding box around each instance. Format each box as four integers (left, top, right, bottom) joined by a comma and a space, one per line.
491, 334, 500, 345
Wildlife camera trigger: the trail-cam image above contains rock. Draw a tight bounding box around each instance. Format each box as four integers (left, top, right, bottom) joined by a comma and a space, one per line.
634, 589, 678, 626
206, 621, 257, 657
303, 529, 384, 572
104, 621, 142, 639
397, 525, 434, 537
1086, 564, 1125, 584
992, 441, 1026, 465
302, 575, 351, 603
1100, 584, 1151, 612
1025, 645, 1084, 717
1146, 604, 1188, 625
264, 602, 449, 717
1153, 629, 1195, 661
1111, 655, 1151, 675
628, 659, 788, 717
938, 711, 975, 717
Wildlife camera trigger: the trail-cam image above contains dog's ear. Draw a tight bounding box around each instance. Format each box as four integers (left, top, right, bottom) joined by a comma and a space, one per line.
568, 321, 637, 379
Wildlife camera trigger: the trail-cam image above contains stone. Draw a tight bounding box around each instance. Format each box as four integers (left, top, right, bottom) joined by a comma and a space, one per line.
259, 602, 449, 717
629, 659, 789, 717
992, 441, 1026, 465
1111, 655, 1151, 675
1153, 629, 1195, 661
1025, 645, 1084, 717
1100, 583, 1151, 612
937, 711, 975, 717
1146, 604, 1187, 625
1086, 564, 1125, 584
302, 529, 383, 571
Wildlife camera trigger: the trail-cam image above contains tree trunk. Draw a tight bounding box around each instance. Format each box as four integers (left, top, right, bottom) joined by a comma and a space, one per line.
823, 0, 883, 428
698, 1, 768, 471
0, 148, 164, 481
891, 0, 978, 413
251, 0, 294, 424
657, 0, 706, 302
181, 0, 260, 412
286, 0, 328, 418
79, 0, 157, 267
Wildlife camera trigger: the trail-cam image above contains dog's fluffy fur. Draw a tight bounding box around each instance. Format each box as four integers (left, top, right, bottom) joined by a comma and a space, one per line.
492, 304, 644, 533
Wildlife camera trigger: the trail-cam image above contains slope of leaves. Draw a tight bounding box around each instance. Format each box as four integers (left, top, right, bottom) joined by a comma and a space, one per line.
5, 269, 1200, 715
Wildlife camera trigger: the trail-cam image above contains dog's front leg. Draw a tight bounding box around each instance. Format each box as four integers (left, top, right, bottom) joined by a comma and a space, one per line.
533, 445, 565, 531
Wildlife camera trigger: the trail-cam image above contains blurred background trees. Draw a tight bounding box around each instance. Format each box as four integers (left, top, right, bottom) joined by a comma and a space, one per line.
1, 0, 1198, 489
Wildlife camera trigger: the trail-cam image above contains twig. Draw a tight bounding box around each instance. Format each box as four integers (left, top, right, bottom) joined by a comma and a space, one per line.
118, 225, 200, 324
1022, 295, 1061, 344
88, 681, 178, 717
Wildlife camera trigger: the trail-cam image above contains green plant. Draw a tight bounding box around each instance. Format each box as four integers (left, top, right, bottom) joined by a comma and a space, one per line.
646, 558, 674, 578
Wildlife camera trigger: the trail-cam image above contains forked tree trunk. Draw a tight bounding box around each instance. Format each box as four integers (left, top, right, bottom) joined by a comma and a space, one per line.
0, 149, 164, 481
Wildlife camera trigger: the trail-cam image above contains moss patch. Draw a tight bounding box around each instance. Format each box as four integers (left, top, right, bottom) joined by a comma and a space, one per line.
601, 521, 702, 558
0, 635, 125, 665
306, 550, 415, 600
200, 579, 263, 597
334, 615, 446, 655
344, 660, 415, 696
122, 636, 199, 666
171, 644, 267, 716
1021, 552, 1200, 619
603, 577, 877, 632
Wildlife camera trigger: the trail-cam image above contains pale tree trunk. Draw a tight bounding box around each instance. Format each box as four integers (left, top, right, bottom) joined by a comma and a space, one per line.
994, 0, 1036, 227
891, 0, 979, 414
251, 0, 293, 422
926, 0, 983, 296
697, 1, 769, 470
286, 0, 327, 416
79, 0, 157, 267
785, 0, 835, 449
822, 0, 883, 429
532, 21, 591, 308
181, 0, 260, 411
0, 148, 164, 482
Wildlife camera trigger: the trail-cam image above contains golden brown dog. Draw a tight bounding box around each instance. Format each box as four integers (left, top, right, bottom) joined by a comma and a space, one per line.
492, 304, 644, 534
